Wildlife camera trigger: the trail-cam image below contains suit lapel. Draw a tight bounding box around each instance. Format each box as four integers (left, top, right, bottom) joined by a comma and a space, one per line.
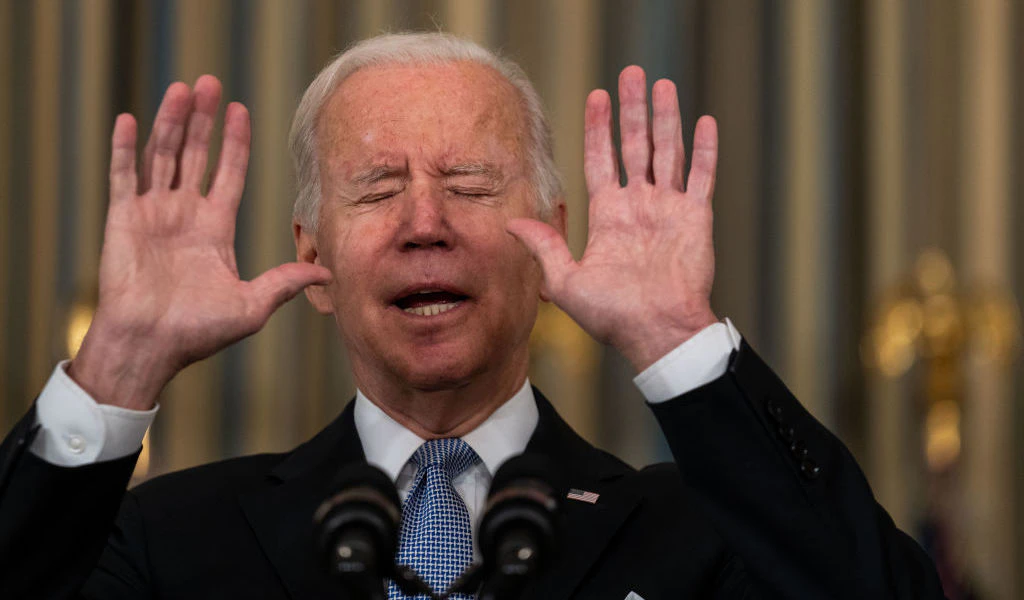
238, 401, 365, 600
527, 391, 642, 598
236, 391, 641, 599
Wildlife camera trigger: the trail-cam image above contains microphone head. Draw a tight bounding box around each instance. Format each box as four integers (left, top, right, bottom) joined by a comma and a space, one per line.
478, 453, 562, 576
313, 462, 401, 577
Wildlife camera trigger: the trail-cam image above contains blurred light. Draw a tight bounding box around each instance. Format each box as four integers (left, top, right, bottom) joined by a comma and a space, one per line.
66, 301, 95, 358
873, 327, 917, 377
968, 288, 1021, 366
925, 399, 961, 472
916, 248, 955, 296
887, 298, 924, 342
865, 297, 923, 377
133, 430, 151, 481
921, 294, 965, 358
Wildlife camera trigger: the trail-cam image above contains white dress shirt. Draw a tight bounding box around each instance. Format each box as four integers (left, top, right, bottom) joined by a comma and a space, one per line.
353, 380, 539, 552
28, 319, 743, 485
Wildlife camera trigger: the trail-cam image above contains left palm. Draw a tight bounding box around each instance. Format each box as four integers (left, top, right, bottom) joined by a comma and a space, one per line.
508, 66, 719, 371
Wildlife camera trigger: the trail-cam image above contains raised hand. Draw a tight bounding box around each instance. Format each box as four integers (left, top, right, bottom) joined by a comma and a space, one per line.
508, 66, 719, 372
69, 76, 331, 409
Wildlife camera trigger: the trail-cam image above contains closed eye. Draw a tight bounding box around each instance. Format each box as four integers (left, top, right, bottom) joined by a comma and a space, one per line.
449, 187, 495, 198
359, 190, 400, 204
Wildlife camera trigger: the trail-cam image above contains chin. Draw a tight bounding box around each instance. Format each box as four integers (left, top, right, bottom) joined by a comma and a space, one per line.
388, 349, 482, 392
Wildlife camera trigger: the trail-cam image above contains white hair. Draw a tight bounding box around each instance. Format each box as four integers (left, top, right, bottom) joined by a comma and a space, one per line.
288, 32, 564, 233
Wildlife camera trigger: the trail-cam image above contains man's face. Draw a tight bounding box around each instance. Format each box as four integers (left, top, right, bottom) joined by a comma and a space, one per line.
299, 61, 556, 392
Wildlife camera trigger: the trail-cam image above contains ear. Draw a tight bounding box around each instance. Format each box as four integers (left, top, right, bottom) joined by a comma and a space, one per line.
293, 220, 334, 315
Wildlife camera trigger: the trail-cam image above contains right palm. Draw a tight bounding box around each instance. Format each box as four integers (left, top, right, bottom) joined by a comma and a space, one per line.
73, 76, 330, 408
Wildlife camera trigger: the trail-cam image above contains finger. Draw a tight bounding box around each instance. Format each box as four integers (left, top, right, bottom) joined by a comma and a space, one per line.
208, 102, 251, 209
685, 115, 719, 201
247, 262, 333, 325
617, 66, 652, 184
178, 75, 223, 192
141, 82, 193, 192
109, 114, 138, 204
584, 89, 619, 196
506, 218, 575, 300
651, 79, 685, 191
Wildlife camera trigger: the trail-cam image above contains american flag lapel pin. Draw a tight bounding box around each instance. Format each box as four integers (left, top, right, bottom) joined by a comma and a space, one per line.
566, 488, 600, 504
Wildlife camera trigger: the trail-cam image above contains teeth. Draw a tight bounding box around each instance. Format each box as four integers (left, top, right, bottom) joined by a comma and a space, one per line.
403, 302, 460, 316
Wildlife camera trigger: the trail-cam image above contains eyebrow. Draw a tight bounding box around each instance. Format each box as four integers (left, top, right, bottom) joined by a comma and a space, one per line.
350, 165, 406, 187
442, 162, 504, 184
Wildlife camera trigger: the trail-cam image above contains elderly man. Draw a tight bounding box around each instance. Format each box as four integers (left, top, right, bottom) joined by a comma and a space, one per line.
0, 33, 942, 599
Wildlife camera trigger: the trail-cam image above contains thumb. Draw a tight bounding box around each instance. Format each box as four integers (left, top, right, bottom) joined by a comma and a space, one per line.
247, 262, 333, 323
506, 217, 575, 300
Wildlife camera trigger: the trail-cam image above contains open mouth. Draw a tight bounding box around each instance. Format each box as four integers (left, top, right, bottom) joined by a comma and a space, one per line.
393, 290, 470, 317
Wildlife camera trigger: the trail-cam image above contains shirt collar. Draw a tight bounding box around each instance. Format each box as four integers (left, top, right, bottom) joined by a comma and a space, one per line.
461, 379, 538, 477
353, 379, 538, 482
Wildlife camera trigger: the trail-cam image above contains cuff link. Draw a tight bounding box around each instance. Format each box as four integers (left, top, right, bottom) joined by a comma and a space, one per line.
67, 435, 86, 454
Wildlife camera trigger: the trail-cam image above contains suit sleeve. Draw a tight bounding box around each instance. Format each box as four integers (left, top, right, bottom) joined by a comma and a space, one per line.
0, 405, 140, 599
649, 340, 946, 600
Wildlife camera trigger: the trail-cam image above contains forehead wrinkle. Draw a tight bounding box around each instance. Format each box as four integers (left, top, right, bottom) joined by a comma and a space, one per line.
319, 61, 533, 187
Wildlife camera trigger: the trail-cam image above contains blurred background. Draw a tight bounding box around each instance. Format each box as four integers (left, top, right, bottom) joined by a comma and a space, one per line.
0, 0, 1021, 597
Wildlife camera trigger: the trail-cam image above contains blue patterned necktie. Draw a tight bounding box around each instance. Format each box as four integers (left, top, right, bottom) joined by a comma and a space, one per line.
388, 438, 479, 599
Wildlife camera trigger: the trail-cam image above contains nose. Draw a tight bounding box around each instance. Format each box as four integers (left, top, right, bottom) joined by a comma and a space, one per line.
398, 182, 452, 250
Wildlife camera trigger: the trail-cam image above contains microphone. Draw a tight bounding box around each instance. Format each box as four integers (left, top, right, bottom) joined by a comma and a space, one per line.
447, 454, 561, 600
313, 462, 434, 600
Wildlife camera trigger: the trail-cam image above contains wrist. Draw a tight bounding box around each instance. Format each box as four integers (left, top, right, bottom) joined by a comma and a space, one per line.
615, 310, 719, 373
68, 324, 178, 410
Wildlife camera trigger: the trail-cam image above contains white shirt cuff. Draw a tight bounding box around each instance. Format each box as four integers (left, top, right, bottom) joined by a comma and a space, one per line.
634, 318, 742, 404
29, 361, 158, 466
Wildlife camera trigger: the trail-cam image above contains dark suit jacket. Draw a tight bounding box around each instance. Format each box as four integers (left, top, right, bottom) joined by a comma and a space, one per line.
0, 341, 944, 599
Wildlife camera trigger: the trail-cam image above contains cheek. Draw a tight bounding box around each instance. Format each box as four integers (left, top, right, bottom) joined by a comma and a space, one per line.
493, 234, 544, 304
318, 224, 383, 306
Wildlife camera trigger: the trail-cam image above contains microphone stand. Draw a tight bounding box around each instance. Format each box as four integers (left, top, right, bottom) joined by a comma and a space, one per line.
327, 547, 438, 600
391, 564, 439, 599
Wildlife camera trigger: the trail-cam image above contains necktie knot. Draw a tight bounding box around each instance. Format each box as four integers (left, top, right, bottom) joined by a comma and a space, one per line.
411, 438, 479, 480
390, 438, 478, 599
